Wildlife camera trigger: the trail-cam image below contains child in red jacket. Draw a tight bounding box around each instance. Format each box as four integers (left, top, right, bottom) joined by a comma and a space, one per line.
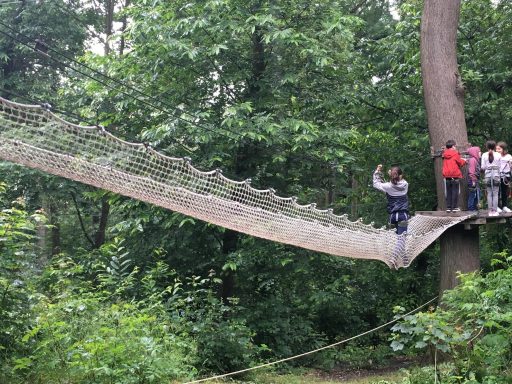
442, 140, 466, 212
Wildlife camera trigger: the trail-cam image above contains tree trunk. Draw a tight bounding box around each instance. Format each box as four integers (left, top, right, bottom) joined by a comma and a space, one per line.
421, 0, 469, 210
420, 0, 480, 293
51, 220, 61, 256
439, 226, 480, 293
36, 217, 48, 268
94, 196, 110, 248
248, 25, 265, 97
119, 0, 130, 55
104, 0, 115, 55
0, 1, 26, 97
48, 202, 61, 256
351, 174, 359, 218
219, 9, 265, 303
221, 229, 238, 303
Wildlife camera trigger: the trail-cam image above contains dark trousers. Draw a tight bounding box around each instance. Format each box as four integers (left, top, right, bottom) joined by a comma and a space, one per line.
389, 211, 409, 235
467, 183, 479, 211
445, 178, 460, 210
389, 211, 409, 268
500, 178, 509, 208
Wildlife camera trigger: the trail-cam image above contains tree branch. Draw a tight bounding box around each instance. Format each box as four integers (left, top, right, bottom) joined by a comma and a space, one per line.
70, 191, 95, 247
350, 0, 370, 15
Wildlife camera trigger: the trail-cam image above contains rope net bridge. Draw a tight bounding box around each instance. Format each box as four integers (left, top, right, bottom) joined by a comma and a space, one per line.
0, 97, 472, 268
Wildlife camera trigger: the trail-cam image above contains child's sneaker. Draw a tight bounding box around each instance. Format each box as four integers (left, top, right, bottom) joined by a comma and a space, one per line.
489, 210, 500, 217
503, 206, 512, 213
497, 207, 503, 213
452, 208, 461, 212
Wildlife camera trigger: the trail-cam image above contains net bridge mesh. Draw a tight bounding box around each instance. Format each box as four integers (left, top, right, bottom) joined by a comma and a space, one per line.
0, 97, 473, 268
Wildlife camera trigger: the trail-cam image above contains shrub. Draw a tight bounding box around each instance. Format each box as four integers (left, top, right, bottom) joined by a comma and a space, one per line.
0, 190, 44, 372
10, 291, 197, 383
390, 252, 512, 383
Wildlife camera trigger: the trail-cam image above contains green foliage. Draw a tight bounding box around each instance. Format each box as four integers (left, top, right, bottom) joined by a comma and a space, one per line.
391, 252, 512, 383
2, 247, 259, 381
3, 0, 512, 381
18, 295, 195, 382
0, 0, 88, 100
169, 271, 258, 374
332, 344, 396, 370
0, 187, 44, 366
98, 236, 134, 287
3, 256, 196, 383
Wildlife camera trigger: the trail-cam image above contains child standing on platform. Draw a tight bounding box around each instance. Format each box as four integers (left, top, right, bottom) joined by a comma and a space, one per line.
442, 140, 466, 212
466, 146, 481, 212
481, 140, 501, 216
496, 141, 512, 213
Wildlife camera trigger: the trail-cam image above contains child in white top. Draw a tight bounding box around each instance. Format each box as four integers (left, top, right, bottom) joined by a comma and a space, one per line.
481, 140, 501, 216
496, 141, 512, 213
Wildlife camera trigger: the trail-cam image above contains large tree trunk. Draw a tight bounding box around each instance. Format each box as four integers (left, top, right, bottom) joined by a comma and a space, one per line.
439, 226, 480, 294
420, 0, 479, 292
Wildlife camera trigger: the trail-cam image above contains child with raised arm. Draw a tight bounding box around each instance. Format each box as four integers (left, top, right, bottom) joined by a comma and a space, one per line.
496, 141, 512, 212
481, 140, 501, 216
373, 164, 410, 269
466, 146, 481, 212
373, 164, 410, 234
442, 140, 466, 212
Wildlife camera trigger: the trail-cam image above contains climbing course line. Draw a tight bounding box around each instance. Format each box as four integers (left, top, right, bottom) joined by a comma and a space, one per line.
182, 296, 439, 384
0, 97, 472, 268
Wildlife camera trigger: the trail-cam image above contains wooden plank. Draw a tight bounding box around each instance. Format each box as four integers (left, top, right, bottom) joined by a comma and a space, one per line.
415, 210, 511, 226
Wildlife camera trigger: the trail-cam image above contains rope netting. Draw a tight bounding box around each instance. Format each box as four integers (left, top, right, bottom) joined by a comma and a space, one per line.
0, 97, 472, 268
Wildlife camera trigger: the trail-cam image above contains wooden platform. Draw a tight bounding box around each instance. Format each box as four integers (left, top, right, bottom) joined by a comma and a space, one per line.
415, 210, 512, 229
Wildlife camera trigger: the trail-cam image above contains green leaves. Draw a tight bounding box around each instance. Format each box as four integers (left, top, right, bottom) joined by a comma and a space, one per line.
20, 295, 197, 382
391, 251, 512, 381
0, 188, 42, 369
101, 237, 132, 278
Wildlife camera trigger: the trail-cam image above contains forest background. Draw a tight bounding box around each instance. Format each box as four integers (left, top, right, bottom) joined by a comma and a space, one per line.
0, 0, 512, 383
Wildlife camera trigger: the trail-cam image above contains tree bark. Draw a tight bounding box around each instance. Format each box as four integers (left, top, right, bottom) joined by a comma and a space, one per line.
420, 0, 480, 293
221, 229, 238, 303
351, 174, 359, 218
119, 0, 130, 55
248, 25, 265, 97
51, 220, 61, 256
71, 191, 95, 247
48, 202, 61, 256
94, 196, 110, 248
439, 225, 480, 293
219, 7, 265, 303
421, 0, 469, 210
0, 1, 26, 98
104, 0, 115, 55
